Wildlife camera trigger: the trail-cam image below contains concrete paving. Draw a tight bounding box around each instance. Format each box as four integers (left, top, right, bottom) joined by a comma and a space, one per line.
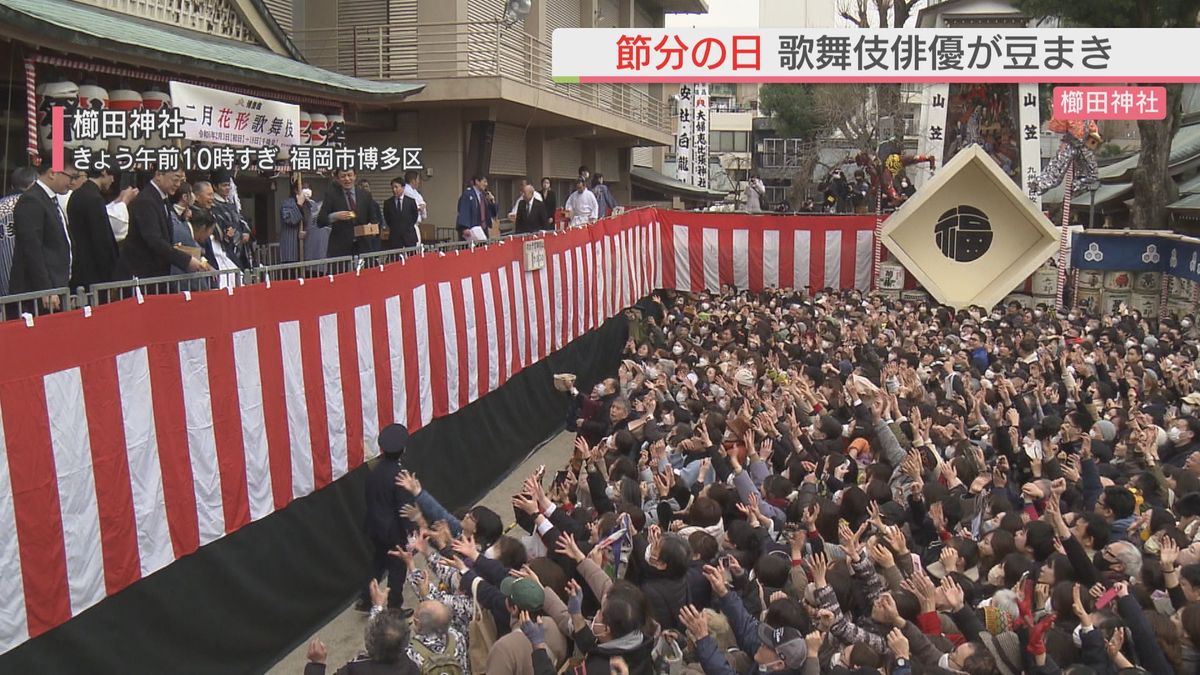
267, 430, 576, 674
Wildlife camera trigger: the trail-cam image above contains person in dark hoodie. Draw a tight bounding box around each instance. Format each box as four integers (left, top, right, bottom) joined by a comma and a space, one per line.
566, 580, 657, 675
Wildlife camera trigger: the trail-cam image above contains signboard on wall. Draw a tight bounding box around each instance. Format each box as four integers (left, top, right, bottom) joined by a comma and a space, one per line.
169, 81, 301, 150
675, 84, 693, 184
1018, 83, 1042, 207
692, 83, 710, 189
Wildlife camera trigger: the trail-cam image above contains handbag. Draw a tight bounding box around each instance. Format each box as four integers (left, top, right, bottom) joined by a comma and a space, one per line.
467, 576, 497, 673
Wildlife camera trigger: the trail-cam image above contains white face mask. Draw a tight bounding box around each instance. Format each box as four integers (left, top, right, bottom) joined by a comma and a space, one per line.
1183, 319, 1193, 329
594, 384, 605, 396
697, 357, 709, 367
821, 341, 832, 350
1168, 427, 1183, 444
301, 188, 313, 199
1068, 313, 1077, 321
938, 653, 952, 670
1183, 404, 1194, 416
1034, 310, 1043, 318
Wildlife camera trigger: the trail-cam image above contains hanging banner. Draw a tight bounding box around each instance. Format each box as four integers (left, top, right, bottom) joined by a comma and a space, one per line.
1018, 83, 1043, 207
692, 83, 710, 189
919, 83, 950, 190
675, 84, 693, 184
169, 81, 301, 150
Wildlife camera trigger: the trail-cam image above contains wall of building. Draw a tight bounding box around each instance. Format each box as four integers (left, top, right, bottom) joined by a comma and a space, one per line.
757, 0, 834, 28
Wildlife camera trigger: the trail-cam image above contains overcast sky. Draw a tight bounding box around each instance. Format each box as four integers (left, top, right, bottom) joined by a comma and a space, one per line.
665, 0, 761, 28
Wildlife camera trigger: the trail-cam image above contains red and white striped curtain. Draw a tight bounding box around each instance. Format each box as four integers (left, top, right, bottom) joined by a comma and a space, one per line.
657, 212, 878, 293
0, 209, 874, 653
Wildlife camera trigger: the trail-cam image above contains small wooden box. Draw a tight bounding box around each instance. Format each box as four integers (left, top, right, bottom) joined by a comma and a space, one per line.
354, 224, 380, 238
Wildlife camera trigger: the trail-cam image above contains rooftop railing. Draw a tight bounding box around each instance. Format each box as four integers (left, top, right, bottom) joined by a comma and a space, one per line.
291, 20, 669, 133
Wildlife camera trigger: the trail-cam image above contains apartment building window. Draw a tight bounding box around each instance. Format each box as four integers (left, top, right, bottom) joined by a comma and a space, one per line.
760, 138, 805, 168
766, 187, 790, 208
711, 97, 735, 112
711, 131, 749, 153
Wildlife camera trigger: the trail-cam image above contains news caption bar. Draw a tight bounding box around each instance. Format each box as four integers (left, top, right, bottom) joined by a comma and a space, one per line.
551, 28, 1200, 83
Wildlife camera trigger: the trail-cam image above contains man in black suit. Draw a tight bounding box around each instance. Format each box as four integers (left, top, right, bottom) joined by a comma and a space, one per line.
117, 169, 203, 280
8, 158, 75, 307
383, 172, 422, 249
513, 183, 551, 234
317, 168, 379, 258
360, 423, 416, 611
67, 168, 119, 289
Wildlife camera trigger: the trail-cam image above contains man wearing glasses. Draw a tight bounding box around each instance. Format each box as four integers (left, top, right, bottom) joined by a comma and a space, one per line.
8, 154, 76, 309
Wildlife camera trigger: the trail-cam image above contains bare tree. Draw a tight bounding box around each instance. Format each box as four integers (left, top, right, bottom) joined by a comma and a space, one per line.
837, 0, 921, 27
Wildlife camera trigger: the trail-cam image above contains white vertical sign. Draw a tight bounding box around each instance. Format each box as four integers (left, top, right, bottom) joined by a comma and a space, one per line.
1018, 83, 1043, 208
922, 83, 950, 185
692, 83, 710, 189
675, 85, 694, 184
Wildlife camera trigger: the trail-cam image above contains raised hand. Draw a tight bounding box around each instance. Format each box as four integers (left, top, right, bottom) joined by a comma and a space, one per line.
809, 551, 829, 587
566, 579, 584, 616
450, 533, 480, 561
512, 493, 540, 515
395, 470, 422, 496
941, 575, 965, 612
887, 627, 911, 659
876, 592, 903, 627
399, 503, 428, 529
1160, 535, 1181, 570
701, 564, 729, 598
679, 604, 709, 642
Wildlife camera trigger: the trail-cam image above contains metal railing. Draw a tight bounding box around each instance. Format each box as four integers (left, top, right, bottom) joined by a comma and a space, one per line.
0, 287, 75, 323
0, 230, 580, 323
291, 21, 669, 133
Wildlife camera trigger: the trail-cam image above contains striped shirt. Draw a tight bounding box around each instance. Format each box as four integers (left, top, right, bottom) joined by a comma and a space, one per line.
0, 191, 20, 297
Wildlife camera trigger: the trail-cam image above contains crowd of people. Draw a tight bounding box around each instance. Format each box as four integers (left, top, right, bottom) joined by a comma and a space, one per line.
313, 286, 1200, 675
2, 155, 599, 307
0, 152, 269, 305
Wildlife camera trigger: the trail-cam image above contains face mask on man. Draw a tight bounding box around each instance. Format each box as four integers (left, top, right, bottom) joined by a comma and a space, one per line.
1183, 319, 1193, 329
1168, 427, 1183, 444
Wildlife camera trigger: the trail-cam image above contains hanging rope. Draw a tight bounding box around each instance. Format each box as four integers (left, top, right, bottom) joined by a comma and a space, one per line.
1053, 158, 1075, 311
24, 55, 38, 165
873, 176, 883, 290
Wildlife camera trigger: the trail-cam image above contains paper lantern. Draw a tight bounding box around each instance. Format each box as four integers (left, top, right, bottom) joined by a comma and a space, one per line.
324, 113, 346, 148
77, 84, 109, 152
38, 79, 79, 151
299, 111, 311, 145
140, 90, 171, 149
308, 113, 327, 146
107, 89, 143, 154
879, 145, 1060, 310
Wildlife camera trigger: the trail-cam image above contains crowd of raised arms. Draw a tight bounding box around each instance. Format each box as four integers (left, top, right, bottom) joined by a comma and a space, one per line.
310, 286, 1200, 675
